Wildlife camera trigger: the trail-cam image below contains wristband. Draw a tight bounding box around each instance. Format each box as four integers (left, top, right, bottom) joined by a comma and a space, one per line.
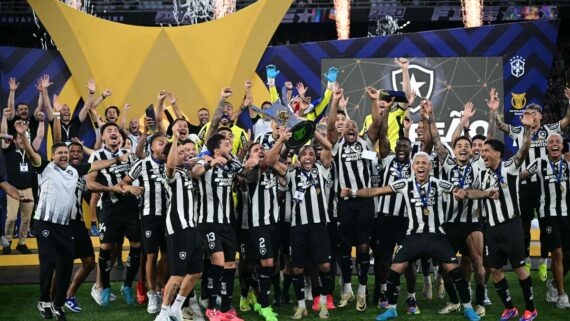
203, 162, 212, 171
89, 90, 95, 95
267, 78, 275, 87
327, 81, 335, 90
101, 93, 106, 100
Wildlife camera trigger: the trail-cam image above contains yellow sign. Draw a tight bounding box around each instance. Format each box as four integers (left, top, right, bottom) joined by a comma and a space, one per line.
511, 92, 527, 109
27, 0, 290, 123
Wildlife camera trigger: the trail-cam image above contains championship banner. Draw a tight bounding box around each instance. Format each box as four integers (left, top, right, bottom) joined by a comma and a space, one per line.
0, 20, 560, 157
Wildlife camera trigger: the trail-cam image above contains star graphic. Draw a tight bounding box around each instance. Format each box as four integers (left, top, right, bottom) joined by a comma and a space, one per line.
402, 73, 426, 97
28, 0, 292, 121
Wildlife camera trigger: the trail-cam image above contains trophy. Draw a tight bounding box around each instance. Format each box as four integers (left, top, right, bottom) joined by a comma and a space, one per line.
251, 101, 315, 148
379, 89, 408, 103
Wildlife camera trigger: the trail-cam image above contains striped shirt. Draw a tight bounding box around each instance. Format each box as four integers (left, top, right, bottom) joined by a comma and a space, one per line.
508, 122, 561, 183
442, 153, 485, 223
34, 160, 91, 225
527, 157, 569, 218
371, 158, 383, 215
164, 168, 196, 235
286, 163, 330, 227
247, 168, 280, 227
70, 176, 87, 222
128, 157, 168, 217
88, 148, 134, 206
474, 157, 531, 226
332, 136, 375, 190
196, 156, 243, 224
324, 161, 338, 219
389, 176, 455, 235
378, 154, 411, 217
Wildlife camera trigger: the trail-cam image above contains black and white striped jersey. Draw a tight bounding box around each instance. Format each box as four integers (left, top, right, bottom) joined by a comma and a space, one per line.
88, 148, 135, 206
371, 158, 383, 215
442, 153, 485, 223
332, 136, 375, 190
378, 154, 411, 217
196, 156, 243, 224
247, 168, 280, 227
286, 163, 330, 227
128, 157, 168, 217
70, 176, 87, 222
389, 176, 455, 235
324, 161, 338, 219
236, 187, 250, 230
255, 131, 276, 151
474, 157, 531, 226
164, 168, 196, 235
508, 122, 561, 183
527, 157, 570, 218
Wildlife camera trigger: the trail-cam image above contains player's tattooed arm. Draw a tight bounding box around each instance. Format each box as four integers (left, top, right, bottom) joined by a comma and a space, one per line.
513, 122, 532, 168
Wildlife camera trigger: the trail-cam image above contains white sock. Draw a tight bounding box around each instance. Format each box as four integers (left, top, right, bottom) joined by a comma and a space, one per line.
320, 294, 327, 305
407, 292, 415, 299
343, 283, 352, 294
463, 302, 473, 309
171, 294, 186, 312
159, 304, 169, 316
298, 300, 306, 309
357, 284, 367, 295
381, 283, 387, 292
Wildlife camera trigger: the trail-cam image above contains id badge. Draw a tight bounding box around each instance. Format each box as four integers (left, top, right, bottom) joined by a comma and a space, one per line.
293, 190, 305, 202
20, 163, 28, 173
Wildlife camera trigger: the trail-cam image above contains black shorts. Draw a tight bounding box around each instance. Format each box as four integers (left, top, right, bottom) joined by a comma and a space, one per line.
141, 215, 167, 255
327, 218, 340, 254
250, 224, 281, 261
444, 222, 484, 256
519, 182, 540, 221
237, 228, 254, 263
337, 198, 374, 247
485, 218, 526, 269
199, 223, 237, 262
372, 215, 408, 263
392, 233, 459, 265
290, 223, 331, 268
280, 221, 291, 256
98, 200, 141, 244
539, 216, 570, 252
167, 228, 203, 276
70, 220, 95, 259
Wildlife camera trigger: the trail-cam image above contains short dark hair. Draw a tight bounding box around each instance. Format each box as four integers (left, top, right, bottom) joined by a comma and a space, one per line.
197, 108, 209, 114
51, 142, 68, 154
337, 110, 347, 117
246, 142, 261, 160
453, 136, 472, 149
15, 102, 29, 109
181, 139, 195, 146
149, 133, 165, 145
69, 142, 83, 150
206, 133, 226, 153
218, 126, 232, 134
105, 106, 120, 117
485, 139, 504, 157
261, 101, 272, 107
396, 137, 411, 146
471, 134, 486, 142
101, 122, 119, 134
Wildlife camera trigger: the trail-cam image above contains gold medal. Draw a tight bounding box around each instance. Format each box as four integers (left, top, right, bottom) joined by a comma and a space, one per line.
561, 186, 565, 193
423, 208, 430, 216
501, 182, 507, 189
316, 187, 321, 195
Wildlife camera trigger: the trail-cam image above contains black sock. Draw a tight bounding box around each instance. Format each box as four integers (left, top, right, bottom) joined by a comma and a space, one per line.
475, 284, 485, 306
273, 273, 281, 303
208, 264, 223, 310
421, 257, 431, 277
357, 251, 370, 286
449, 267, 471, 304
239, 273, 250, 298
443, 273, 459, 304
386, 270, 401, 305
319, 270, 333, 295
519, 276, 535, 311
292, 274, 305, 301
201, 259, 210, 300
221, 268, 236, 312
258, 266, 273, 308
98, 249, 112, 289
494, 277, 514, 309
124, 247, 141, 288
340, 254, 352, 284
282, 274, 292, 298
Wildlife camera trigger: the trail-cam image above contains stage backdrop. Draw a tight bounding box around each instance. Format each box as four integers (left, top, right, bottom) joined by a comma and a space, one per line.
0, 20, 560, 156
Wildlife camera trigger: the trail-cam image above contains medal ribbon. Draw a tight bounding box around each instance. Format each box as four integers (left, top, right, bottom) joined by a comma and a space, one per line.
549, 160, 563, 185
415, 179, 431, 212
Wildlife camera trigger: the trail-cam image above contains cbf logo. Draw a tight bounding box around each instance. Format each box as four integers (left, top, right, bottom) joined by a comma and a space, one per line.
510, 56, 526, 78
392, 64, 434, 113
